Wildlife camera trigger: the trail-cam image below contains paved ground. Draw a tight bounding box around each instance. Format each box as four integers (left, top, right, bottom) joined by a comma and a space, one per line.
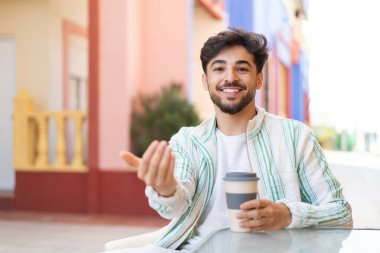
325, 151, 380, 229
0, 211, 167, 253
0, 151, 379, 253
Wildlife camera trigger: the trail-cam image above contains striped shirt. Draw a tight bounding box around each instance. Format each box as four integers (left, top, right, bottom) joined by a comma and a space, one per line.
146, 107, 353, 249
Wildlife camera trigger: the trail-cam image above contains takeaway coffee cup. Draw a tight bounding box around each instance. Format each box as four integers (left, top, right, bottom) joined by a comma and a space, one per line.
223, 172, 259, 232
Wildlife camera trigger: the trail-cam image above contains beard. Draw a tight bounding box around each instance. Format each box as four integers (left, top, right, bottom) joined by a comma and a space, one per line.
209, 89, 254, 115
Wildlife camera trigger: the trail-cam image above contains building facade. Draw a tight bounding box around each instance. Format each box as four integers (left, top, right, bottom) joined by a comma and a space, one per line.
0, 0, 309, 215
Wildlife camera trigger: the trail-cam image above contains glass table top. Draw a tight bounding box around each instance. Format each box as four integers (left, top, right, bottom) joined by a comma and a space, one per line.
192, 228, 380, 253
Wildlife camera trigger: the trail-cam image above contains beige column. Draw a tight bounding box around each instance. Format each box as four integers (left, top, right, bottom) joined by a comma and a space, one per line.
13, 90, 34, 169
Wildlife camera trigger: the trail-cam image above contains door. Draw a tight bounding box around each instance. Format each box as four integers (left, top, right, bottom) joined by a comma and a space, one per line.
0, 36, 16, 191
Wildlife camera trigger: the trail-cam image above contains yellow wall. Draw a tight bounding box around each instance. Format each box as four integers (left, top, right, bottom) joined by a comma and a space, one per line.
192, 3, 227, 120
0, 0, 87, 109
0, 0, 49, 109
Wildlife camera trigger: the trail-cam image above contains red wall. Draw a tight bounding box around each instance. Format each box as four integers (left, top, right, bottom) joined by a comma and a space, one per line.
14, 172, 87, 213
13, 171, 160, 216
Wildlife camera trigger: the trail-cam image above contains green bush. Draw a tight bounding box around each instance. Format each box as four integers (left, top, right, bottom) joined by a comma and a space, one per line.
131, 83, 201, 156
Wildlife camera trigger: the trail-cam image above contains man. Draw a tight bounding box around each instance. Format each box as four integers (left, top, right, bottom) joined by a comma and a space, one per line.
105, 28, 352, 252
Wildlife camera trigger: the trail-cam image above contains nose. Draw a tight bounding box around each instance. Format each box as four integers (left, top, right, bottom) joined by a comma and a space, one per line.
224, 68, 239, 83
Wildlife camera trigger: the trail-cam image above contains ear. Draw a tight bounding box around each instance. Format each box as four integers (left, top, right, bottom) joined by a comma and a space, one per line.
202, 73, 209, 91
256, 72, 264, 90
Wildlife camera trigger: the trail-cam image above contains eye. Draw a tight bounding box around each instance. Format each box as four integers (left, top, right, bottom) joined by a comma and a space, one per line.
237, 67, 249, 72
213, 66, 224, 72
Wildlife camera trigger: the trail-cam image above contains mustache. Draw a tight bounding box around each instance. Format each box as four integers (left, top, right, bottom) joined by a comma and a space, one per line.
217, 82, 247, 90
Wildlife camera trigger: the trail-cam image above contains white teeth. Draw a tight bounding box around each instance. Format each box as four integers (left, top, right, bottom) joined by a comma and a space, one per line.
222, 88, 240, 93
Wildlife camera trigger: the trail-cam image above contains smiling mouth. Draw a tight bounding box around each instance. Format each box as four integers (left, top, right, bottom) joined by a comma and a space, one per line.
220, 87, 243, 93
218, 83, 246, 93
217, 82, 247, 93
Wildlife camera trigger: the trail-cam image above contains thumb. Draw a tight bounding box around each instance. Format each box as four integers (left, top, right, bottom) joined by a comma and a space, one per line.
120, 151, 141, 172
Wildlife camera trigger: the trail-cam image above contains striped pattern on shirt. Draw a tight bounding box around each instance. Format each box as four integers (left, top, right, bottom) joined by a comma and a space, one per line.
146, 107, 352, 249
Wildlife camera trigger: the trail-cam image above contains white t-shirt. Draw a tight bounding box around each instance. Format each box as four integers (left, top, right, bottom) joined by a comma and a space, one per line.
180, 129, 252, 251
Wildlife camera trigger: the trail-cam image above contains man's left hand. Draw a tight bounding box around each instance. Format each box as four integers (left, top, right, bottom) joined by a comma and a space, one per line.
236, 199, 291, 232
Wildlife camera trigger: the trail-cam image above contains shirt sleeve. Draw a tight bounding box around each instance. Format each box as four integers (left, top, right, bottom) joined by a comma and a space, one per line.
145, 131, 198, 219
277, 130, 353, 228
145, 179, 194, 219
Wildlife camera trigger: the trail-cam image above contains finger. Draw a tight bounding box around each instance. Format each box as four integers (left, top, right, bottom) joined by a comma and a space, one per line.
240, 199, 270, 210
240, 217, 270, 229
236, 209, 260, 220
249, 218, 277, 231
145, 141, 167, 185
155, 145, 172, 186
240, 199, 260, 210
120, 151, 141, 172
250, 224, 267, 232
166, 152, 176, 182
139, 140, 159, 179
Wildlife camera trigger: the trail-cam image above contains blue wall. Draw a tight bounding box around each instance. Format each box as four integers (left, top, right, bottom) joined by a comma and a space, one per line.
226, 0, 253, 31
291, 63, 304, 121
291, 50, 309, 122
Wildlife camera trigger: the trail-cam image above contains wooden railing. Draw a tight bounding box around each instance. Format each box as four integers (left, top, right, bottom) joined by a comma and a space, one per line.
13, 90, 87, 172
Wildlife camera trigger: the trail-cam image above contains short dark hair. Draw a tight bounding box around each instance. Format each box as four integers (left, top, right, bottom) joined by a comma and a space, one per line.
200, 27, 269, 74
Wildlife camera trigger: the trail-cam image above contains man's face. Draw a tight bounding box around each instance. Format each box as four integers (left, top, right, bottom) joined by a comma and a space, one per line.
202, 45, 263, 115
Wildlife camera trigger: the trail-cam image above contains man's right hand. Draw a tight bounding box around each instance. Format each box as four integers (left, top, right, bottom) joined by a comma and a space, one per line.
120, 140, 177, 197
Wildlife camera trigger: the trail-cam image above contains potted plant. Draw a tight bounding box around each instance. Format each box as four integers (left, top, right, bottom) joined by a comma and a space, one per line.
131, 83, 200, 156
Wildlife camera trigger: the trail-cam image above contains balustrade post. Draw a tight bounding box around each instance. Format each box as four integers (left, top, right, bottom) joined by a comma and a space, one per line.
53, 114, 67, 168
71, 113, 86, 169
35, 112, 49, 168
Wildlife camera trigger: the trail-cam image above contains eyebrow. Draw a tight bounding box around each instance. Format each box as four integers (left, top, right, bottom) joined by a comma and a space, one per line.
210, 59, 226, 67
210, 59, 253, 68
236, 60, 252, 67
